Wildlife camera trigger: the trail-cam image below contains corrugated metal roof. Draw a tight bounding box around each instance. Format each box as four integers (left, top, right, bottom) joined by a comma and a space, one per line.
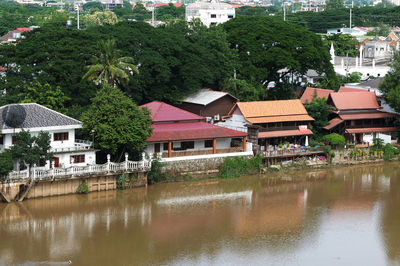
235, 99, 309, 118
324, 117, 344, 130
300, 87, 334, 104
339, 112, 396, 120
0, 103, 82, 130
346, 127, 397, 134
247, 114, 314, 124
183, 89, 235, 106
258, 129, 313, 139
141, 101, 203, 123
329, 92, 380, 111
147, 122, 247, 142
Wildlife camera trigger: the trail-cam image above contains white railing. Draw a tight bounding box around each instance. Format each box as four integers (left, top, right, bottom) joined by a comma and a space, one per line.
262, 147, 324, 157
1, 159, 152, 183
75, 139, 93, 146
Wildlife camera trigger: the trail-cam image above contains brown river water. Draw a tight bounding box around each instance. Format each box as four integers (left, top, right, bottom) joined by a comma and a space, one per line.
1, 163, 400, 266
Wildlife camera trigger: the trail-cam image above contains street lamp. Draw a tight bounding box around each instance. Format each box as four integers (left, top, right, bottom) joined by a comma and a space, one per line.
91, 129, 95, 149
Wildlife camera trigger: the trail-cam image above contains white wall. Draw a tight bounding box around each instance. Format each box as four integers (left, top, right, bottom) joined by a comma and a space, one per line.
54, 150, 96, 168
223, 114, 248, 131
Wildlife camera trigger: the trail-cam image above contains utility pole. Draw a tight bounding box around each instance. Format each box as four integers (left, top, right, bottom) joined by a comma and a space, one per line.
77, 3, 80, 30
283, 2, 286, 21
349, 0, 353, 29
152, 1, 155, 26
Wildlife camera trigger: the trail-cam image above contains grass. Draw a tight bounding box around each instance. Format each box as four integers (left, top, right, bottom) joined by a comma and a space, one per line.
218, 155, 262, 179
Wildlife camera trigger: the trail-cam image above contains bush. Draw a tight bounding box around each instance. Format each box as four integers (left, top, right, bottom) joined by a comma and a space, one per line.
383, 143, 398, 161
322, 133, 345, 147
0, 149, 14, 181
147, 159, 166, 183
77, 181, 89, 194
117, 173, 128, 190
218, 155, 262, 178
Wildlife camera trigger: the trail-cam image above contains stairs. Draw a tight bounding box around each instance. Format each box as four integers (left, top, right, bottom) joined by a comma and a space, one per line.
15, 178, 35, 202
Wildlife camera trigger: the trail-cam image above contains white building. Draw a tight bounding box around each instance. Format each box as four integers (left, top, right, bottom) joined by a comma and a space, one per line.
186, 0, 235, 27
0, 103, 96, 169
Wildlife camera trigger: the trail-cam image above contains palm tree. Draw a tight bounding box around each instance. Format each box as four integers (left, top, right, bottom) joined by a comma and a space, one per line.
83, 39, 139, 87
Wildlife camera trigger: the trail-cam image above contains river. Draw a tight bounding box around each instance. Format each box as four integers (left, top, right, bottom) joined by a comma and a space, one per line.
1, 163, 400, 266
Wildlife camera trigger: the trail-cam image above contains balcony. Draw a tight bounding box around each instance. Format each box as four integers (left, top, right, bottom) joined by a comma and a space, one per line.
50, 139, 94, 153
161, 147, 243, 158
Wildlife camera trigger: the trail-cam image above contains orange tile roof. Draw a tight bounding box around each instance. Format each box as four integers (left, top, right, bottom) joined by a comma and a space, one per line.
329, 92, 380, 111
346, 127, 398, 134
233, 99, 310, 121
300, 87, 334, 104
247, 114, 314, 124
338, 86, 364, 93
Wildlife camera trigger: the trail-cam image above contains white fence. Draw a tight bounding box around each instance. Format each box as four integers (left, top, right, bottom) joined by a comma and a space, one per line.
2, 160, 152, 183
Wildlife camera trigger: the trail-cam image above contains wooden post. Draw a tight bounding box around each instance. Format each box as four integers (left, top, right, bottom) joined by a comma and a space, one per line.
243, 136, 247, 152
168, 141, 172, 158
213, 138, 216, 154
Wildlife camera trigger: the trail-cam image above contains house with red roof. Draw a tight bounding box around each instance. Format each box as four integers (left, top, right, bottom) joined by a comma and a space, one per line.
324, 91, 397, 144
140, 101, 248, 158
0, 27, 32, 43
300, 87, 334, 104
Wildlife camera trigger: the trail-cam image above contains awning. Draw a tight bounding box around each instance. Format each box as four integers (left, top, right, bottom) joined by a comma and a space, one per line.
324, 117, 344, 130
258, 129, 313, 139
339, 112, 396, 120
345, 127, 398, 134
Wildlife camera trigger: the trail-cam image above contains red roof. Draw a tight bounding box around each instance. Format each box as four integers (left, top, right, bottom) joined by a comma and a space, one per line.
16, 27, 30, 32
324, 117, 344, 130
346, 127, 398, 134
339, 112, 396, 120
329, 92, 380, 111
338, 86, 364, 93
141, 101, 203, 123
147, 122, 247, 142
148, 3, 182, 7
258, 129, 313, 139
300, 87, 334, 104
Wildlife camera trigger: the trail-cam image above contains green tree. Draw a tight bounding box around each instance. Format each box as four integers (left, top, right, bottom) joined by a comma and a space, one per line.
223, 78, 266, 101
10, 130, 53, 172
223, 16, 335, 98
81, 85, 152, 160
322, 133, 346, 147
305, 97, 334, 136
0, 149, 14, 179
18, 82, 70, 112
83, 2, 104, 12
83, 39, 139, 88
84, 10, 119, 27
379, 51, 400, 113
326, 0, 344, 9
325, 34, 359, 57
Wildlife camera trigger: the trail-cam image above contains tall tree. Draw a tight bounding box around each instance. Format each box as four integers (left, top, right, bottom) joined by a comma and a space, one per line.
379, 51, 400, 113
83, 39, 139, 88
81, 85, 152, 161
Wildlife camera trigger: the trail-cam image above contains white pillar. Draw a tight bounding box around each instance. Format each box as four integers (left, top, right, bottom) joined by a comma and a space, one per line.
305, 136, 309, 147
330, 42, 335, 65
107, 154, 111, 172
355, 57, 358, 68
125, 152, 128, 170
341, 58, 344, 69
33, 164, 37, 180
372, 59, 375, 68
359, 45, 363, 67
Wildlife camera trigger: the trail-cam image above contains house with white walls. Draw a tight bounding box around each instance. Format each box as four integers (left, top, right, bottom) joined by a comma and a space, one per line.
0, 103, 96, 168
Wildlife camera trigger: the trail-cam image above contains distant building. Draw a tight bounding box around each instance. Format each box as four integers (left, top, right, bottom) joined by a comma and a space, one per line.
179, 88, 238, 123
186, 0, 235, 27
0, 27, 37, 43
301, 0, 325, 12
327, 27, 370, 37
100, 0, 123, 10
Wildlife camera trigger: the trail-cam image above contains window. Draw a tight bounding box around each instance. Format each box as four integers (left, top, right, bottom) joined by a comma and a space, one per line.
70, 155, 85, 164
210, 14, 216, 18
163, 142, 173, 150
0, 134, 4, 145
54, 132, 69, 141
12, 136, 16, 145
205, 139, 213, 148
228, 14, 234, 18
181, 141, 194, 150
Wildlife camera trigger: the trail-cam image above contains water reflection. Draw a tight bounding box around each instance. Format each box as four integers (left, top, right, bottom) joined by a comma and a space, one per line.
1, 163, 400, 265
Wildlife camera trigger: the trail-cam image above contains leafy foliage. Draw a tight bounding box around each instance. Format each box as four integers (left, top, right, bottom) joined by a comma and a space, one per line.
83, 39, 138, 87
81, 85, 152, 159
305, 98, 334, 136
322, 133, 346, 146
0, 149, 14, 178
218, 156, 262, 178
325, 34, 359, 57
18, 82, 70, 112
147, 159, 166, 183
77, 181, 89, 194
223, 16, 335, 97
10, 130, 53, 170
380, 51, 400, 114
